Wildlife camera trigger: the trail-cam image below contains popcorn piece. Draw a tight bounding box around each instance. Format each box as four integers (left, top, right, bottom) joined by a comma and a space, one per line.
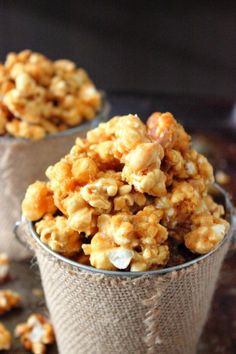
155, 182, 202, 232
184, 213, 229, 254
147, 112, 190, 151
108, 248, 133, 270
131, 245, 169, 272
82, 233, 116, 270
15, 313, 55, 354
72, 157, 98, 184
98, 213, 137, 247
22, 181, 56, 221
80, 172, 121, 212
0, 323, 12, 350
0, 102, 8, 135
0, 50, 102, 139
6, 119, 46, 140
0, 253, 10, 284
36, 215, 81, 256
122, 142, 167, 196
215, 170, 230, 185
0, 290, 21, 315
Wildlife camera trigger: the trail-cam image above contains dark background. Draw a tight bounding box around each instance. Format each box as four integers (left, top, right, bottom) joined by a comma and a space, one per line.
0, 0, 236, 99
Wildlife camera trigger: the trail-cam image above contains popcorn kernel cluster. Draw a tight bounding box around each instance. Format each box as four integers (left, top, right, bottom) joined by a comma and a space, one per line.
0, 50, 101, 139
22, 113, 229, 271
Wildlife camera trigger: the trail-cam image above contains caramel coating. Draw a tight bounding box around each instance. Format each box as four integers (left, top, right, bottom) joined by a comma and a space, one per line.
0, 322, 12, 350
35, 215, 81, 256
15, 313, 55, 354
0, 253, 10, 284
0, 290, 21, 315
0, 50, 101, 139
22, 113, 229, 271
22, 181, 56, 221
184, 213, 229, 254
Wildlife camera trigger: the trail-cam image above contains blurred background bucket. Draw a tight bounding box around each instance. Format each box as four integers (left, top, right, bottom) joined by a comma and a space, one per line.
15, 187, 234, 354
0, 97, 110, 260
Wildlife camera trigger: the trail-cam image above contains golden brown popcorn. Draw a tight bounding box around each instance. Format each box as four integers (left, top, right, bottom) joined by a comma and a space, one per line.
155, 182, 202, 239
215, 170, 230, 185
0, 322, 12, 351
196, 195, 225, 218
15, 313, 55, 354
60, 191, 97, 235
131, 244, 169, 272
72, 157, 98, 184
184, 213, 229, 254
113, 185, 146, 212
0, 50, 102, 139
147, 112, 190, 151
82, 232, 116, 270
122, 142, 167, 196
0, 103, 8, 135
0, 290, 21, 315
114, 114, 149, 156
36, 215, 81, 256
83, 206, 169, 271
22, 113, 229, 271
22, 181, 56, 221
80, 171, 122, 212
3, 89, 52, 124
148, 112, 214, 194
6, 119, 46, 140
0, 253, 10, 284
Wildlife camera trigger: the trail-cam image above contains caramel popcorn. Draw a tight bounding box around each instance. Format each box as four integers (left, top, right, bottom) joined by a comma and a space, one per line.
22, 113, 229, 271
0, 290, 21, 315
0, 322, 12, 350
36, 215, 81, 256
15, 313, 55, 354
184, 213, 229, 254
0, 50, 102, 139
0, 253, 10, 284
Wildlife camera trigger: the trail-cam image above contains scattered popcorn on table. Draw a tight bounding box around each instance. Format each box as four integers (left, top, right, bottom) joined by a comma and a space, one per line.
22, 112, 229, 271
215, 170, 230, 185
0, 322, 12, 350
0, 253, 10, 284
0, 290, 21, 315
0, 50, 102, 139
15, 313, 55, 354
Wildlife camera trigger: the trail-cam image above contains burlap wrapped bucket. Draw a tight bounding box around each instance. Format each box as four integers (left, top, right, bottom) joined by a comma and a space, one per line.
15, 186, 234, 354
0, 98, 110, 260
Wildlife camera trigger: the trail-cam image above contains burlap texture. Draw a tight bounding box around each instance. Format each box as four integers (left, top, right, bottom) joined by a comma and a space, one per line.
0, 108, 109, 260
20, 224, 230, 354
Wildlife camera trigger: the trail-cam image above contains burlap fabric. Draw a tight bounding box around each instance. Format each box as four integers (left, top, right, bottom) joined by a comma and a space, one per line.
0, 103, 109, 260
19, 222, 231, 354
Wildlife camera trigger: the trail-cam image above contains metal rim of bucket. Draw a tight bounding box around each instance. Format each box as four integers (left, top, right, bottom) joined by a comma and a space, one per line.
23, 184, 235, 278
0, 92, 110, 142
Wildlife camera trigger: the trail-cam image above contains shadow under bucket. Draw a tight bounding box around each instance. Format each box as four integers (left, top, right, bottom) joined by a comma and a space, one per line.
15, 185, 234, 354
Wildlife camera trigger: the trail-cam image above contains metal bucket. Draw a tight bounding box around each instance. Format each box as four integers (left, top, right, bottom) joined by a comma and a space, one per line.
14, 185, 234, 354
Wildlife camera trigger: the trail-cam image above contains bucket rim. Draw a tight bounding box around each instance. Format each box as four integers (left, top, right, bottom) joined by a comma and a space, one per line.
0, 91, 110, 143
26, 184, 234, 278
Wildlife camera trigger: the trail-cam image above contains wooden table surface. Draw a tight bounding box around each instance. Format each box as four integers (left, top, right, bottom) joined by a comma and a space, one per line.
1, 93, 236, 353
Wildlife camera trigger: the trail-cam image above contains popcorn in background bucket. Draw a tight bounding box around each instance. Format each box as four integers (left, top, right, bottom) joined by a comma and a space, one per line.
0, 50, 102, 139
